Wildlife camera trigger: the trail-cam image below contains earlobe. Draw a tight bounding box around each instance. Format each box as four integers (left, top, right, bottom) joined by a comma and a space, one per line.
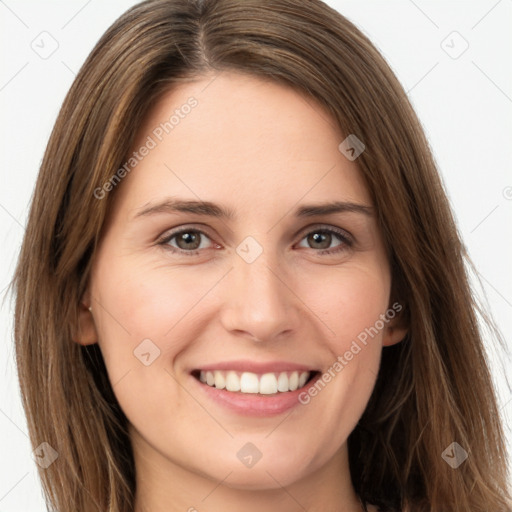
382, 324, 408, 347
72, 301, 98, 346
382, 297, 408, 347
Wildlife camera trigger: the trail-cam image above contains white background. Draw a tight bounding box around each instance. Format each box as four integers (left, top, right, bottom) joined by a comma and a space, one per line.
1, 1, 511, 510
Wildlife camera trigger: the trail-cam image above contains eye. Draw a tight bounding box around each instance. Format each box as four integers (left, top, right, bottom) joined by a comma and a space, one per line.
296, 225, 353, 255
158, 227, 218, 256
157, 224, 353, 257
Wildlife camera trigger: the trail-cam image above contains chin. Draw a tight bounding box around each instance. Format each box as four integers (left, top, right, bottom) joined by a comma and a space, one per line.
199, 443, 321, 491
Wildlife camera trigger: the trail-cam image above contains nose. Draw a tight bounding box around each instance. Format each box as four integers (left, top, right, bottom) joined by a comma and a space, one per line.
219, 247, 302, 344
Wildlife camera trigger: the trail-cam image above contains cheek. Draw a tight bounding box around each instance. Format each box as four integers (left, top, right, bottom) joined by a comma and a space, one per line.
92, 254, 220, 357
89, 254, 232, 431
89, 255, 215, 435
287, 262, 389, 453
302, 261, 390, 350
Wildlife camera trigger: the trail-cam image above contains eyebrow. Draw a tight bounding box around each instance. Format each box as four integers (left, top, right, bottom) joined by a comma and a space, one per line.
133, 197, 373, 220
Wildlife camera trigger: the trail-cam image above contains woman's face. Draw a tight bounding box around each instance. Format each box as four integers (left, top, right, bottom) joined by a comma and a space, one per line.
83, 71, 404, 492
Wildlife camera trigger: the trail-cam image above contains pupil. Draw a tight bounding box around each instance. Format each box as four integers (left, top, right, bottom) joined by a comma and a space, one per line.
179, 232, 199, 249
311, 232, 330, 249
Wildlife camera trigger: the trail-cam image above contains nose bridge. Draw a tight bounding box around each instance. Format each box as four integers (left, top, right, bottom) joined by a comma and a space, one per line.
221, 236, 298, 342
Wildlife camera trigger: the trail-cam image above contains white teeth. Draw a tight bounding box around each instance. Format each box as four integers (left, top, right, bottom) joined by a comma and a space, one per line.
225, 371, 241, 392
259, 373, 278, 394
214, 370, 226, 390
240, 372, 259, 393
298, 371, 309, 388
198, 369, 311, 394
277, 372, 289, 392
289, 371, 299, 391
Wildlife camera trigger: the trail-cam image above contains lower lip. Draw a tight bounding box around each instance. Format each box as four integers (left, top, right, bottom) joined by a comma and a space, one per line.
191, 373, 321, 417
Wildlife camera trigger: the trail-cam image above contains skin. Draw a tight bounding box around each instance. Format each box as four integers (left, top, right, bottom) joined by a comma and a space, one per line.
76, 71, 406, 512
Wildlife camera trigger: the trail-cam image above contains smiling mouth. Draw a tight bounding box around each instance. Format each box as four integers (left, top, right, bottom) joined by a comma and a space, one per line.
191, 369, 319, 395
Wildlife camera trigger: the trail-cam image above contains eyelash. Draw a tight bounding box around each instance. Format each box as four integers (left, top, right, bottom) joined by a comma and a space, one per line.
156, 224, 353, 257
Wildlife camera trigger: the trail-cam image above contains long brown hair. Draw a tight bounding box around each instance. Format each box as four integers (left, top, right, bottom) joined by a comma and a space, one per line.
11, 0, 511, 510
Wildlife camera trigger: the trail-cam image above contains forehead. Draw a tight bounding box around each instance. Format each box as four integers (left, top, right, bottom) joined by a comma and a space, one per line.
112, 71, 372, 219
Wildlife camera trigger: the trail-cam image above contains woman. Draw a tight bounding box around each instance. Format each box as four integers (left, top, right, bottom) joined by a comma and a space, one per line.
12, 0, 511, 510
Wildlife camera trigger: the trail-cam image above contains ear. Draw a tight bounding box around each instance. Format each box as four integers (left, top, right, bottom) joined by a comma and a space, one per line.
381, 302, 408, 347
382, 324, 408, 347
72, 290, 98, 346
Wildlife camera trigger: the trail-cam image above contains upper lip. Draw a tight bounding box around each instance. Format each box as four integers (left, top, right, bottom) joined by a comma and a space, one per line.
191, 360, 318, 374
